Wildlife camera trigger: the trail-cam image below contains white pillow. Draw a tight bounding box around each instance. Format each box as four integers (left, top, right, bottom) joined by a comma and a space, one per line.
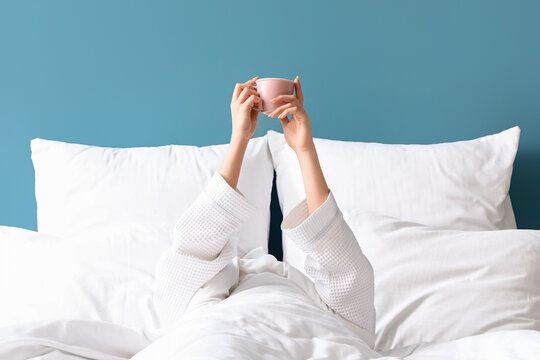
31, 136, 273, 255
0, 223, 171, 329
347, 211, 540, 351
267, 128, 520, 269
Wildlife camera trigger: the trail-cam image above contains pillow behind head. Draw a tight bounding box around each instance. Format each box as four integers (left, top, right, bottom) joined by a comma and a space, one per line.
268, 127, 520, 271
347, 211, 540, 351
31, 136, 273, 255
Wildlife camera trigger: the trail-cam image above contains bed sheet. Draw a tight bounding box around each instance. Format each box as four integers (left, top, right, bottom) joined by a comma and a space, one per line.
1, 248, 539, 360
2, 319, 539, 360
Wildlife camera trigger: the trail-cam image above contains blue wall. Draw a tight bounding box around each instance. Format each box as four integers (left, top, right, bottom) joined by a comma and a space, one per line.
1, 1, 540, 232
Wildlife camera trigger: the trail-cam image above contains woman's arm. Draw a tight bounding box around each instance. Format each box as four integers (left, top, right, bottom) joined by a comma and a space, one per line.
273, 77, 375, 335
294, 149, 329, 215
269, 76, 329, 214
219, 76, 262, 189
154, 77, 261, 326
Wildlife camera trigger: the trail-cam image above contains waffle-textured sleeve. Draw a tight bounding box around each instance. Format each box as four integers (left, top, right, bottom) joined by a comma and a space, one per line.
153, 172, 256, 327
281, 191, 375, 335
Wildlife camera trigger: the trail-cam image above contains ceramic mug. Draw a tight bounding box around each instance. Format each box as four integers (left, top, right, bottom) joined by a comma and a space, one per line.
255, 78, 295, 115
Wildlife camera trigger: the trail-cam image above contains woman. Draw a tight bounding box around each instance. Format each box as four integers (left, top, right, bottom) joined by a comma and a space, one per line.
153, 76, 375, 349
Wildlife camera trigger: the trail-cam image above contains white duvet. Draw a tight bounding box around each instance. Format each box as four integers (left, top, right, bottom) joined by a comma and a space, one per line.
1, 246, 540, 360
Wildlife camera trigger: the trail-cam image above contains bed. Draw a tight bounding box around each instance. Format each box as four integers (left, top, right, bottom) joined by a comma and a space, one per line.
1, 127, 539, 359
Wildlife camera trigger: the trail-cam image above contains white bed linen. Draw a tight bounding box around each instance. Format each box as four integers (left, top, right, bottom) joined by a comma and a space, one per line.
2, 320, 540, 360
1, 248, 539, 360
31, 135, 274, 255
267, 128, 521, 280
347, 212, 540, 350
0, 224, 170, 329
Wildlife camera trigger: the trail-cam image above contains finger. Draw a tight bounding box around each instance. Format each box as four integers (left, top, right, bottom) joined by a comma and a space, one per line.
237, 86, 249, 103
271, 94, 297, 104
279, 116, 289, 128
243, 94, 258, 108
239, 87, 259, 103
294, 76, 304, 103
268, 103, 293, 118
232, 83, 243, 101
253, 96, 263, 111
238, 86, 258, 103
232, 76, 258, 100
244, 76, 258, 86
251, 95, 263, 111
278, 106, 298, 119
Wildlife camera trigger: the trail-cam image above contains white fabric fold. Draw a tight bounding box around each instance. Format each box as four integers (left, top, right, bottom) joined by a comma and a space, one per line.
154, 172, 256, 327
282, 191, 376, 336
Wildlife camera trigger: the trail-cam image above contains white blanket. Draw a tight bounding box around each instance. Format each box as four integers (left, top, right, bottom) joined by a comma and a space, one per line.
2, 249, 540, 360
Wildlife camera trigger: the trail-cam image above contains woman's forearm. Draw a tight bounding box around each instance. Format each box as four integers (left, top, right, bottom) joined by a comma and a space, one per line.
220, 76, 261, 189
218, 136, 249, 189
270, 76, 329, 215
296, 144, 330, 215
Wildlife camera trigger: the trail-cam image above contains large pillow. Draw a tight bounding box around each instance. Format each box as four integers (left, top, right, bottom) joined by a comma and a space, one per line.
31, 136, 273, 255
267, 127, 520, 269
346, 211, 540, 351
0, 223, 171, 329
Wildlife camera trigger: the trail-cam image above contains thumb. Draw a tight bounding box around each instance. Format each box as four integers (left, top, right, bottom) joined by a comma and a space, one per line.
279, 117, 289, 129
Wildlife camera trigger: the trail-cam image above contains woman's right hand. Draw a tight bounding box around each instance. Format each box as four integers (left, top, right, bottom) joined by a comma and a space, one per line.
268, 76, 315, 154
270, 76, 329, 214
230, 76, 261, 144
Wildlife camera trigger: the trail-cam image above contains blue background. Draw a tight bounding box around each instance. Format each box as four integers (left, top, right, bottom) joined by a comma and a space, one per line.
2, 1, 540, 241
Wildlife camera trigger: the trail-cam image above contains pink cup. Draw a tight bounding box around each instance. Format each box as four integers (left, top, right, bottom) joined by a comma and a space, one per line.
255, 78, 295, 115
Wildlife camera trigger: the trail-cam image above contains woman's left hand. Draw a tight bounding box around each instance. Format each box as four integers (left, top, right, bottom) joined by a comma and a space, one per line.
268, 76, 315, 154
230, 76, 262, 143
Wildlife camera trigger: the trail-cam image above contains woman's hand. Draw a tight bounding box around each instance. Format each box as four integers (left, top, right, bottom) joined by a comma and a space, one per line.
270, 76, 329, 214
268, 76, 314, 154
230, 76, 262, 144
220, 76, 261, 189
